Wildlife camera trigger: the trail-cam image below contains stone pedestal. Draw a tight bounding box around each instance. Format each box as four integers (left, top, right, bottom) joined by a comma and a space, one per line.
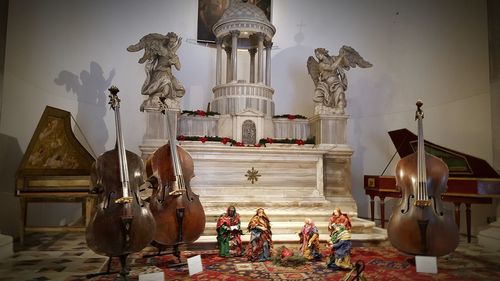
478, 200, 500, 250
323, 147, 356, 211
309, 114, 348, 145
139, 106, 178, 160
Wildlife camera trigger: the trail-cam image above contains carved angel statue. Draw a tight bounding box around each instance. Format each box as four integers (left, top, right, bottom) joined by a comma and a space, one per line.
307, 46, 372, 115
127, 32, 185, 111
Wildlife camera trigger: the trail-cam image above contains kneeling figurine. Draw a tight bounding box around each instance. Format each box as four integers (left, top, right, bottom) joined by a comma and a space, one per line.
327, 223, 353, 270
298, 218, 322, 260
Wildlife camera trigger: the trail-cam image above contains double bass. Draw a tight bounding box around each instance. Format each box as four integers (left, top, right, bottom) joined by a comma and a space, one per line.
387, 101, 459, 256
86, 86, 156, 278
145, 97, 205, 260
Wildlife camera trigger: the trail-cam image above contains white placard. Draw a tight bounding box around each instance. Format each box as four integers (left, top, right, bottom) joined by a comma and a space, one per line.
415, 255, 438, 274
138, 271, 164, 281
187, 254, 203, 276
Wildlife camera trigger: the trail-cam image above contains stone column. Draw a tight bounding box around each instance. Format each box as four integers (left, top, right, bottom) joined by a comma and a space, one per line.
225, 47, 232, 83
256, 32, 265, 83
264, 41, 273, 86
249, 48, 256, 83
230, 30, 240, 82
215, 37, 223, 85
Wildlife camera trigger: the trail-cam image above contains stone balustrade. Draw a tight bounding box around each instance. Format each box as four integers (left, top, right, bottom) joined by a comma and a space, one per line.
211, 83, 274, 117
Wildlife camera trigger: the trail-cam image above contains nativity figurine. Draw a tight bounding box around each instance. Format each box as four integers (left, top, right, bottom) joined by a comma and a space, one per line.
298, 218, 322, 260
245, 208, 274, 261
216, 205, 243, 257
327, 223, 353, 270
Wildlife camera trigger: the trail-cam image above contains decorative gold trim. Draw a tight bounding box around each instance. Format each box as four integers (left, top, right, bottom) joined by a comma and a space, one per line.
245, 167, 261, 184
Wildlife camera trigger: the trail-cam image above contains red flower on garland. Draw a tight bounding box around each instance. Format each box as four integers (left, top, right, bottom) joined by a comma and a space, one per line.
221, 137, 230, 145
254, 143, 262, 147
177, 135, 186, 141
287, 114, 296, 120
235, 141, 244, 147
199, 136, 208, 143
295, 139, 305, 145
196, 110, 206, 116
266, 137, 273, 144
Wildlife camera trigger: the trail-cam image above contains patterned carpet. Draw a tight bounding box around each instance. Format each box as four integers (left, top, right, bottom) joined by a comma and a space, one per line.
1, 233, 500, 280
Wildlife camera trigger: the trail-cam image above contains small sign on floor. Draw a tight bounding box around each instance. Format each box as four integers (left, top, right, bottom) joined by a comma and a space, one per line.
188, 254, 203, 276
138, 271, 164, 281
415, 256, 438, 274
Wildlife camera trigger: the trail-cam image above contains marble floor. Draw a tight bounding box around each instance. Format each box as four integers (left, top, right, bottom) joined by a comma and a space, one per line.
0, 232, 499, 281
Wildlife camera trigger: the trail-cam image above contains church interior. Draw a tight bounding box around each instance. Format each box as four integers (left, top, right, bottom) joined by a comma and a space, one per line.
0, 0, 499, 280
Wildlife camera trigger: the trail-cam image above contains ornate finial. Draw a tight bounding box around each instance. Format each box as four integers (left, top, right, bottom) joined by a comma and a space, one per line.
108, 86, 120, 110
415, 100, 424, 120
416, 100, 423, 109
108, 85, 119, 95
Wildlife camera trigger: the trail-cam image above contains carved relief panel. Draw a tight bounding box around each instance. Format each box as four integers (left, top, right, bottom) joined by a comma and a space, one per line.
242, 120, 256, 145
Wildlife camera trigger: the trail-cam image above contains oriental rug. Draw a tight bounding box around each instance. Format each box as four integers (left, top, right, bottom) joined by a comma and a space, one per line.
65, 245, 500, 281
3, 233, 499, 281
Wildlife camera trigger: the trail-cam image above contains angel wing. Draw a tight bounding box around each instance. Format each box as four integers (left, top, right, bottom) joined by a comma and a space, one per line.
127, 33, 167, 64
339, 45, 372, 70
307, 56, 320, 86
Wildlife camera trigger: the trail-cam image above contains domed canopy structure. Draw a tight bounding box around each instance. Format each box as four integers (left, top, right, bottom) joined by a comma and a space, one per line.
211, 0, 276, 127
213, 0, 275, 46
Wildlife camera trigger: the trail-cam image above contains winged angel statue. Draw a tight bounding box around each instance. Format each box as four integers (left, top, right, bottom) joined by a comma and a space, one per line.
307, 46, 372, 115
127, 32, 185, 111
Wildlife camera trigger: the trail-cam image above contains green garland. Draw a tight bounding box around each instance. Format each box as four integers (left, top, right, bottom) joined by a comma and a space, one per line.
272, 114, 308, 120
177, 135, 315, 147
258, 136, 315, 146
181, 110, 220, 117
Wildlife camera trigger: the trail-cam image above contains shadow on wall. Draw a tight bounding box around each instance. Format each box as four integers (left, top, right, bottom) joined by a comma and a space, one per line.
54, 61, 114, 156
272, 25, 315, 117
0, 134, 23, 237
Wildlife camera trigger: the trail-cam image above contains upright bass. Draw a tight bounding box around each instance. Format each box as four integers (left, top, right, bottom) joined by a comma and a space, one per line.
387, 101, 459, 256
145, 97, 205, 258
86, 86, 156, 278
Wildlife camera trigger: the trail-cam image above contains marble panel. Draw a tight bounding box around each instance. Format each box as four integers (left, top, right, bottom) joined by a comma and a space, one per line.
180, 142, 328, 203
273, 118, 311, 140
178, 115, 219, 137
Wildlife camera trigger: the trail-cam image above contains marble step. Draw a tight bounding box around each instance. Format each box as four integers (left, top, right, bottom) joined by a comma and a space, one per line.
201, 202, 357, 221
192, 230, 388, 249
200, 218, 377, 236
195, 232, 387, 244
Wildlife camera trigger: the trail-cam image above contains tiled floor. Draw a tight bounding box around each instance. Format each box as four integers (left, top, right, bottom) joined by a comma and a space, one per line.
0, 233, 105, 281
0, 232, 499, 281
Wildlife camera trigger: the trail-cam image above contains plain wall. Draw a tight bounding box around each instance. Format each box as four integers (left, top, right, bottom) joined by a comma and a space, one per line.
0, 0, 496, 237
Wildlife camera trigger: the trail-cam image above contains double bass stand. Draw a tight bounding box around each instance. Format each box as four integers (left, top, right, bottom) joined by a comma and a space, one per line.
144, 208, 188, 268
86, 213, 135, 280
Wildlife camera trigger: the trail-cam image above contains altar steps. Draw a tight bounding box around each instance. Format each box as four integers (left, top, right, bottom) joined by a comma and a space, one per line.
189, 202, 388, 249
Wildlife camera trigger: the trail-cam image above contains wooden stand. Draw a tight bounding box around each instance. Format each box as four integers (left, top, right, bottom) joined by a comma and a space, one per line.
18, 191, 96, 245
